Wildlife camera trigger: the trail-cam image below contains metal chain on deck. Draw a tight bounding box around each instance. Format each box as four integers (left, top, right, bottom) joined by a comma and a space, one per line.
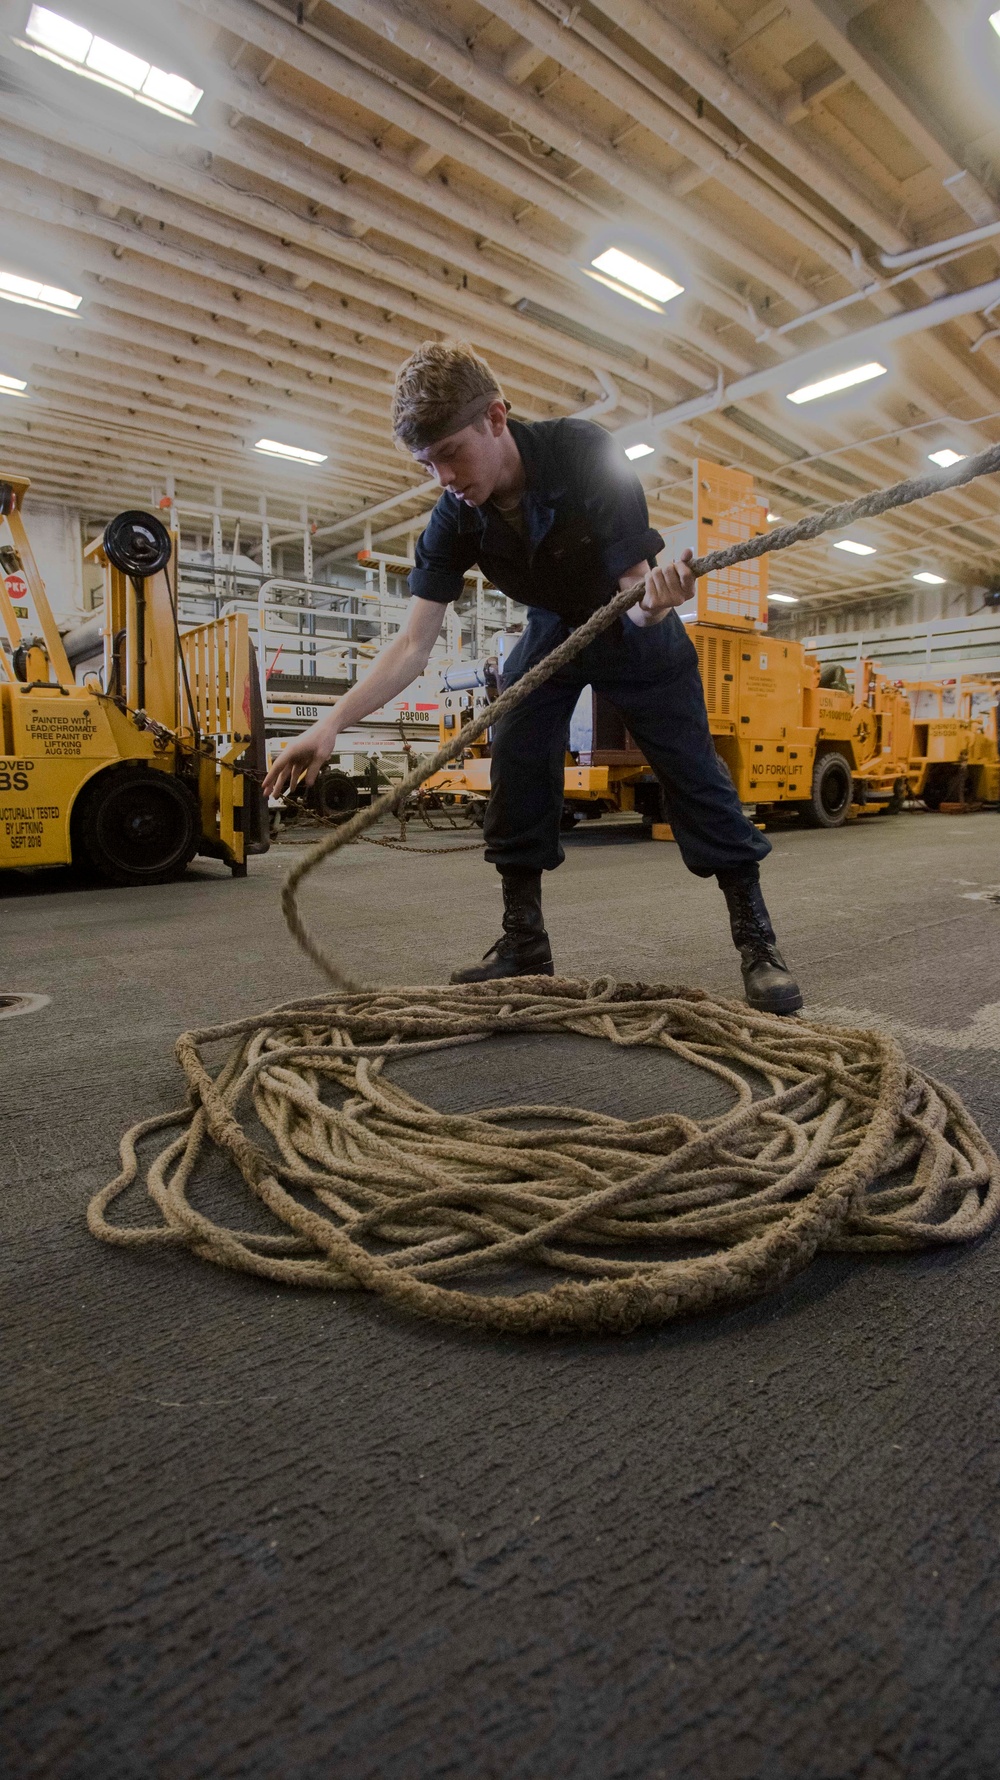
88, 441, 1000, 1331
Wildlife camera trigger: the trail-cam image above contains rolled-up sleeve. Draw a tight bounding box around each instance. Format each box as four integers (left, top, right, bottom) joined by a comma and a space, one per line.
564, 420, 664, 579
409, 498, 480, 603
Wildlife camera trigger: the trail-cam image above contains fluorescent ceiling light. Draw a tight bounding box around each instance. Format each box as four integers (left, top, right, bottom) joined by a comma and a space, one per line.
23, 6, 203, 119
582, 270, 666, 314
25, 3, 89, 58
766, 512, 785, 523
913, 571, 946, 584
624, 442, 655, 460
140, 66, 202, 113
834, 539, 876, 556
928, 447, 966, 468
990, 8, 1000, 36
588, 248, 684, 309
0, 373, 28, 392
787, 361, 887, 404
86, 34, 149, 88
254, 438, 327, 464
767, 592, 798, 603
0, 269, 81, 314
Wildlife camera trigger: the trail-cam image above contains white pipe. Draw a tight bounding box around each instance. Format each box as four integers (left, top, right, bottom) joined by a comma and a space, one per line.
880, 218, 1000, 271
572, 370, 620, 421
616, 274, 1000, 454
266, 482, 438, 554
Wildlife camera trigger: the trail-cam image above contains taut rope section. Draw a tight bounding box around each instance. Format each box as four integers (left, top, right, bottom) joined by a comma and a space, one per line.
88, 442, 1000, 1331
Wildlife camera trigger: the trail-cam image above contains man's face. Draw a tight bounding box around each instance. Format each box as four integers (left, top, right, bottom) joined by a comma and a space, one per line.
411, 402, 506, 508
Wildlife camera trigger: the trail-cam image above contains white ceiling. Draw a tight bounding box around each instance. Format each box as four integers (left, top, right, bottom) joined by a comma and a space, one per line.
2, 0, 1000, 612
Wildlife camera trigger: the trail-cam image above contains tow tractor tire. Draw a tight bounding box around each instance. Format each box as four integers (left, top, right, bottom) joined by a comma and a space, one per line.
309, 767, 359, 824
922, 766, 968, 810
799, 750, 854, 829
886, 777, 908, 815
75, 763, 200, 886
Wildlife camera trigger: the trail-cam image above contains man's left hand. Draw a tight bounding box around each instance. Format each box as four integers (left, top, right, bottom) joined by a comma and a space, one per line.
623, 548, 697, 626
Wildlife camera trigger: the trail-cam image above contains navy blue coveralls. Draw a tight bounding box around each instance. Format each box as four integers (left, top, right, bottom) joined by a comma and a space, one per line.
410, 416, 771, 880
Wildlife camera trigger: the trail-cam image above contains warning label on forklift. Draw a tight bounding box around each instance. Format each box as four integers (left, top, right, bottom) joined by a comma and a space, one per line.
21, 709, 98, 755
1, 803, 59, 850
750, 761, 804, 781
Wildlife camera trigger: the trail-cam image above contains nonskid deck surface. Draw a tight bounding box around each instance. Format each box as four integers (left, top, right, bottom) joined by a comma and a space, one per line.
3, 811, 999, 1778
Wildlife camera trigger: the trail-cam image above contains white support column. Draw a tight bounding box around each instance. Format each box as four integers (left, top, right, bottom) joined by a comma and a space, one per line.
475, 575, 485, 658
163, 473, 179, 562
301, 502, 313, 583
212, 483, 224, 603
259, 492, 272, 575
378, 557, 389, 641
445, 605, 460, 660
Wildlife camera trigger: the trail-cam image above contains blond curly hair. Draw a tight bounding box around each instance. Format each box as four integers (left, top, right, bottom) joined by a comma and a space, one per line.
391, 341, 507, 450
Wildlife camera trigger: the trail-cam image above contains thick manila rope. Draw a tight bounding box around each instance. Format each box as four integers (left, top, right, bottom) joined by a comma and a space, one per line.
88, 443, 1000, 1333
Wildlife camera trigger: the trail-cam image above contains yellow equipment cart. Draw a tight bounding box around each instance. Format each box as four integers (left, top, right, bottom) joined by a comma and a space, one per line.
0, 474, 267, 884
902, 679, 1000, 808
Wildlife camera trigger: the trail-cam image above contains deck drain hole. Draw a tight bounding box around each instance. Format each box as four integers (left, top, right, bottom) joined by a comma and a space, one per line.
0, 992, 51, 1020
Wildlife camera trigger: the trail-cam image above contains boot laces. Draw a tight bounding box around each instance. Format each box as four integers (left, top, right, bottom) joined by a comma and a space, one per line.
741, 939, 787, 971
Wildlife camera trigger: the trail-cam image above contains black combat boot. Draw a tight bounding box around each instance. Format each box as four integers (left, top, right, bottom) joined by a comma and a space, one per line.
450, 869, 554, 983
717, 865, 803, 1015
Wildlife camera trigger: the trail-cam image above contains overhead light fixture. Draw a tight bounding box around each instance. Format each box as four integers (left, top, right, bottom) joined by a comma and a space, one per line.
0, 373, 29, 396
624, 442, 655, 460
767, 592, 799, 603
928, 448, 966, 468
990, 8, 1000, 36
585, 248, 684, 313
834, 539, 876, 556
913, 571, 946, 585
0, 269, 81, 314
254, 438, 327, 464
787, 361, 887, 404
766, 512, 785, 523
22, 6, 203, 120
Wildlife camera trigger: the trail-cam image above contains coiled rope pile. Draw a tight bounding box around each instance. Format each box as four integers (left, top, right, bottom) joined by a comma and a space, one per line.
89, 443, 1000, 1332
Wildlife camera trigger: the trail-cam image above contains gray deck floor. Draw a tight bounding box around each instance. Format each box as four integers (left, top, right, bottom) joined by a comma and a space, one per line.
3, 809, 1000, 1779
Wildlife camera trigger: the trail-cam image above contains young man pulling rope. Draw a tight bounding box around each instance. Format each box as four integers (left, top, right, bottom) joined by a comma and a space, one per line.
263, 343, 803, 1015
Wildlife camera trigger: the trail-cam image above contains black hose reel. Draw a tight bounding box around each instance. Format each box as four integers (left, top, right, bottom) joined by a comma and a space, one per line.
102, 512, 172, 712
102, 511, 172, 579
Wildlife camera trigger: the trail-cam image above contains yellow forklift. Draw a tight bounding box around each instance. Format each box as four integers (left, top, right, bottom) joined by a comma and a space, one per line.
0, 473, 267, 883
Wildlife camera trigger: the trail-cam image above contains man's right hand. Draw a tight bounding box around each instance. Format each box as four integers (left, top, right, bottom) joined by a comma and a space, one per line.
262, 724, 337, 797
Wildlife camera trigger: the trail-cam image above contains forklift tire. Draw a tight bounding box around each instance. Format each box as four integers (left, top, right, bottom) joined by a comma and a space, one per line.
74, 764, 200, 886
799, 750, 854, 829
